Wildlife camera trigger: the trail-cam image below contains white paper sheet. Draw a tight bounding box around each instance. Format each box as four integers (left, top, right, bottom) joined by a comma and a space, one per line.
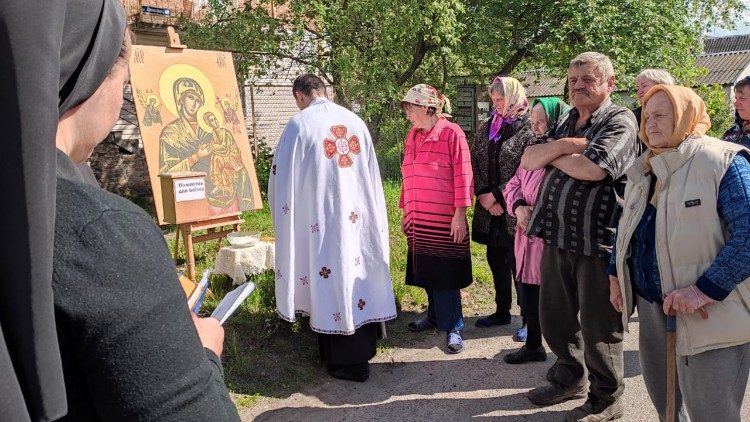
210, 281, 256, 325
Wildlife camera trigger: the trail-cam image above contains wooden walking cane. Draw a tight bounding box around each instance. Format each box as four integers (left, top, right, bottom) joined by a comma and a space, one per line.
666, 312, 677, 422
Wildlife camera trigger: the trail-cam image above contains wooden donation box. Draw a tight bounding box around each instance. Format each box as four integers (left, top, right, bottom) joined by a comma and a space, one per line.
159, 171, 209, 224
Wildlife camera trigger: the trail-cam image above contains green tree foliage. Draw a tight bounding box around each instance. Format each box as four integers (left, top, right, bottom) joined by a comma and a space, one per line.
461, 1, 742, 85
696, 84, 734, 138
183, 0, 466, 132
181, 0, 743, 147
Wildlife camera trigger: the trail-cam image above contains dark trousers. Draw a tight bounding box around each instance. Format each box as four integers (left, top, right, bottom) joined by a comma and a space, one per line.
519, 283, 542, 349
425, 288, 464, 332
487, 243, 515, 317
318, 322, 379, 366
539, 247, 624, 403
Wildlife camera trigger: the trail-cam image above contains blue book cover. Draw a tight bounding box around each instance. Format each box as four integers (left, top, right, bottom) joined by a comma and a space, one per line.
191, 282, 209, 314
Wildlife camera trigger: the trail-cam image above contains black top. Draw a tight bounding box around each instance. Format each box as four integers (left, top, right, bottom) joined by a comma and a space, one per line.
0, 2, 126, 419
53, 150, 239, 421
527, 99, 638, 257
471, 115, 537, 246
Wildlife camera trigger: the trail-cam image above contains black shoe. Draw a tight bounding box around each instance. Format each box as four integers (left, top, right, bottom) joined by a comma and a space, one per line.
564, 398, 624, 421
407, 317, 436, 332
546, 360, 559, 382
503, 345, 547, 364
474, 313, 512, 327
327, 362, 370, 382
527, 382, 587, 406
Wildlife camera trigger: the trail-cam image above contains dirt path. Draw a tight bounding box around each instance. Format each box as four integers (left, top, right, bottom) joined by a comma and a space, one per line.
240, 314, 750, 421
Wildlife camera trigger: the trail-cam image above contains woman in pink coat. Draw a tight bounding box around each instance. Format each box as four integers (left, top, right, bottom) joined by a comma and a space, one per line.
502, 97, 570, 365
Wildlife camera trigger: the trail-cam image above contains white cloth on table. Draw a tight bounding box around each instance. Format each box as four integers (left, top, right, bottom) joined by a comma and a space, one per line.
268, 97, 397, 335
214, 241, 275, 284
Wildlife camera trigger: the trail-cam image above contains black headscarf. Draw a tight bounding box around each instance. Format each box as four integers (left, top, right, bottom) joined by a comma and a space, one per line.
0, 1, 125, 420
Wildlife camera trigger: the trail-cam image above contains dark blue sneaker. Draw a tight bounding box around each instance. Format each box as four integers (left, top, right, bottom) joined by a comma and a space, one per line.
513, 325, 528, 342
447, 330, 464, 354
407, 317, 436, 332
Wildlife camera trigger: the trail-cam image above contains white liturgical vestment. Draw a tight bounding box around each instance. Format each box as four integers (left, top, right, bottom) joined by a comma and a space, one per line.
269, 98, 397, 334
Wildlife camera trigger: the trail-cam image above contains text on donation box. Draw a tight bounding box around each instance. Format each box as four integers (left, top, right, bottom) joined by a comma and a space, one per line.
174, 178, 206, 202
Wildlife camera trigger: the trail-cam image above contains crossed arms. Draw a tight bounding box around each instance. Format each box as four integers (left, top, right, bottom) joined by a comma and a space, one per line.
520, 137, 607, 181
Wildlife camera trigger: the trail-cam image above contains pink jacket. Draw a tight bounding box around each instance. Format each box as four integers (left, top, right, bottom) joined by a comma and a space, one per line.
502, 166, 545, 285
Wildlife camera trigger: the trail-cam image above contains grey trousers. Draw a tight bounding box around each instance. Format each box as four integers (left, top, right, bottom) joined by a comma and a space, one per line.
539, 247, 625, 403
637, 296, 750, 422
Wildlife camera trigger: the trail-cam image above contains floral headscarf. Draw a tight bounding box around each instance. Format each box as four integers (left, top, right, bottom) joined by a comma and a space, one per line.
401, 84, 452, 117
489, 77, 529, 141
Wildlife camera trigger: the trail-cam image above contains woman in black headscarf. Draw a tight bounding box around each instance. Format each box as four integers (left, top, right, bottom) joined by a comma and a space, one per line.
51, 1, 239, 421
3, 1, 240, 420
1, 1, 71, 420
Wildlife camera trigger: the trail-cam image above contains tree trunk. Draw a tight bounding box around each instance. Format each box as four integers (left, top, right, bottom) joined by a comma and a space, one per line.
395, 34, 431, 86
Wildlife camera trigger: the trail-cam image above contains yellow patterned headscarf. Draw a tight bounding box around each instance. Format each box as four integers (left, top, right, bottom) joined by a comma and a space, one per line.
489, 77, 529, 140
492, 77, 528, 119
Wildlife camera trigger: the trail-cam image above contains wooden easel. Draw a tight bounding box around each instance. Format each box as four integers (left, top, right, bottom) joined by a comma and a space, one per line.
173, 213, 243, 282
166, 26, 187, 49
160, 28, 243, 282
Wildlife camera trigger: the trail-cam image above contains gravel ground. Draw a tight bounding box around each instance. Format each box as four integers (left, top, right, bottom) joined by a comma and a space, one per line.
240, 313, 750, 421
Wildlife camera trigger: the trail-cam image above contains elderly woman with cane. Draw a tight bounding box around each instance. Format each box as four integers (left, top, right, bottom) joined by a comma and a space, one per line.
608, 84, 750, 421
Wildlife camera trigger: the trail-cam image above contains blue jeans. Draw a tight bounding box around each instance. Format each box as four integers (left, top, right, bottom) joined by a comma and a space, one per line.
425, 288, 464, 332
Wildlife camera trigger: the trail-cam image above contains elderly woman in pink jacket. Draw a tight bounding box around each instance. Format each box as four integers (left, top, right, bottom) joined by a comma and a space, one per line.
502, 97, 570, 365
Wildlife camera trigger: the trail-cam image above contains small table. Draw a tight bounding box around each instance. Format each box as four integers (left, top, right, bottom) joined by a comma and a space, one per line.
214, 241, 275, 284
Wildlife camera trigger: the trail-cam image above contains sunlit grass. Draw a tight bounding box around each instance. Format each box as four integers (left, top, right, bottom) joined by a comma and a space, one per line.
157, 179, 496, 404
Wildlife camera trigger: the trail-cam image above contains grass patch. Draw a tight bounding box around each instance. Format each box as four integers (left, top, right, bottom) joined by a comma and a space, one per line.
231, 393, 262, 408
156, 178, 496, 403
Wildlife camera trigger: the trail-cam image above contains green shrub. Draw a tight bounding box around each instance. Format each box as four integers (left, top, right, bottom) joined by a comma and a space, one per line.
695, 84, 733, 138
373, 113, 410, 181
252, 138, 274, 200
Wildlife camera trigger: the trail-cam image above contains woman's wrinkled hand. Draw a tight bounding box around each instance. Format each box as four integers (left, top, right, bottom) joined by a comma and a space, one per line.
515, 205, 531, 230
450, 213, 468, 243
478, 192, 496, 210
609, 275, 623, 313
663, 285, 713, 319
488, 203, 504, 216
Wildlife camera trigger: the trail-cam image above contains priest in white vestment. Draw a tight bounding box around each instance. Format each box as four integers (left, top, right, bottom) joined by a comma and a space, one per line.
269, 74, 397, 382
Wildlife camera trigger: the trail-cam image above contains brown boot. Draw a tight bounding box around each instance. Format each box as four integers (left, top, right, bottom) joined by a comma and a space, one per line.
527, 382, 587, 406
564, 398, 623, 421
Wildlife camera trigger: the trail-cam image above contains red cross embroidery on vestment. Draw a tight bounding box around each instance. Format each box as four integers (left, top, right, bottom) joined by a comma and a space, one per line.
323, 125, 361, 168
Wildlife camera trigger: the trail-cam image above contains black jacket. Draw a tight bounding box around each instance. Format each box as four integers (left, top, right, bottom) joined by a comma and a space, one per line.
470, 115, 537, 246
53, 150, 239, 421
